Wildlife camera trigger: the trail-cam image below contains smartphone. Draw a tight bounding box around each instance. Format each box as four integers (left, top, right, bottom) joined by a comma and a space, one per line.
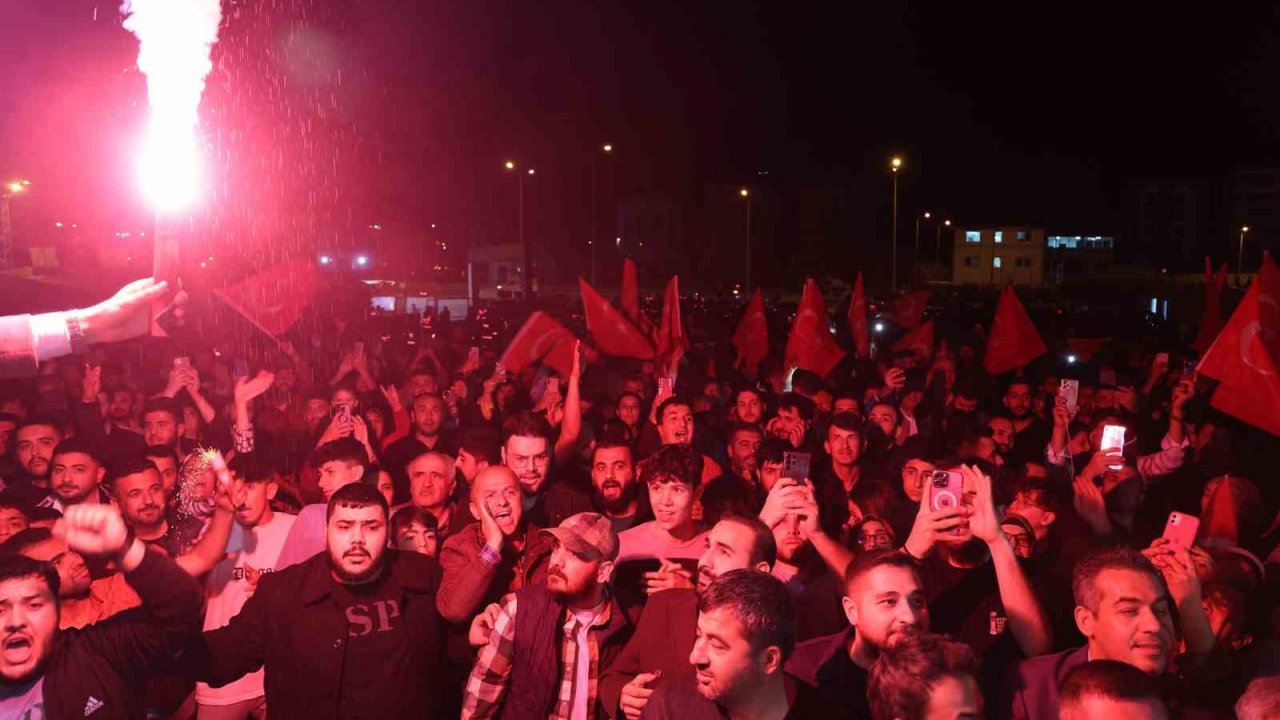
657, 376, 674, 396
928, 470, 966, 533
333, 402, 352, 425
1100, 424, 1126, 470
546, 377, 561, 397
1162, 512, 1200, 550
174, 356, 191, 370
781, 451, 811, 481
1059, 379, 1079, 417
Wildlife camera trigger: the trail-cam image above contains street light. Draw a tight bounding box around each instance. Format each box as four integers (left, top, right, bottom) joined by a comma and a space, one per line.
740, 188, 752, 289
590, 142, 614, 285
914, 211, 931, 286
505, 161, 536, 299
1, 179, 31, 270
1237, 224, 1250, 286
889, 157, 903, 290
936, 218, 952, 264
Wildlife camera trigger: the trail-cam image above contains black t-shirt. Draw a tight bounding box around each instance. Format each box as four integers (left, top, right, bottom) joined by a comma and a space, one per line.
330, 568, 413, 720
642, 671, 856, 720
809, 643, 871, 719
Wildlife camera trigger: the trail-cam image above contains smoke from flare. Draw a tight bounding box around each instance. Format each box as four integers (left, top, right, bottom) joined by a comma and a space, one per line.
121, 0, 222, 212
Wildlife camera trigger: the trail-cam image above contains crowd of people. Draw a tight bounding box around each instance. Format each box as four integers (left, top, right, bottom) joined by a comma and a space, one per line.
0, 274, 1277, 720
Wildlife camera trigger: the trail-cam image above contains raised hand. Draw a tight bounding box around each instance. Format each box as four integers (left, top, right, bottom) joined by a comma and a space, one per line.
56, 505, 131, 558
642, 559, 693, 596
234, 370, 276, 405
81, 364, 102, 405
77, 277, 173, 346
380, 384, 403, 413
960, 465, 1000, 544
620, 671, 662, 720
469, 603, 503, 647
1072, 474, 1110, 535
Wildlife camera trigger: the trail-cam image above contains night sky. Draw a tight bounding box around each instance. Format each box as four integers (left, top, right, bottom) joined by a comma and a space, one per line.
2, 0, 1278, 283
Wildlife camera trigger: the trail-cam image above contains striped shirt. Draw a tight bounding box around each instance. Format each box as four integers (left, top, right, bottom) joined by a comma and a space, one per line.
461, 594, 614, 720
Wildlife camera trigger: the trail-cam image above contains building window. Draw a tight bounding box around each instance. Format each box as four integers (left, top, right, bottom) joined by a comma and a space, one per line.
1017, 230, 1027, 241
994, 231, 1004, 243
993, 256, 1003, 268
965, 231, 981, 244
1016, 256, 1032, 268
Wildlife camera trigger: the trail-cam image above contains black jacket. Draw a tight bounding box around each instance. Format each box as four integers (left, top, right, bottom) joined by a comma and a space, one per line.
41, 547, 203, 720
195, 549, 445, 720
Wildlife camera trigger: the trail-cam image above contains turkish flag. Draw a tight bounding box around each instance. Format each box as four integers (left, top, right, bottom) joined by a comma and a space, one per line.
983, 287, 1047, 374
1191, 258, 1231, 356
848, 272, 870, 359
886, 290, 930, 329
579, 277, 655, 359
893, 320, 934, 359
214, 258, 320, 337
655, 275, 689, 369
785, 279, 847, 378
1198, 253, 1280, 435
499, 311, 578, 377
1065, 338, 1111, 363
733, 288, 769, 373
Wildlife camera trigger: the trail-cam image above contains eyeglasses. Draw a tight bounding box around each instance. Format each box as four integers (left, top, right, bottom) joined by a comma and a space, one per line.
1002, 531, 1033, 550
857, 531, 893, 547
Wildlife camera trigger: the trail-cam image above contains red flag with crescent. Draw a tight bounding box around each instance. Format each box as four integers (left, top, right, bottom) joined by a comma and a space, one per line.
785, 279, 846, 378
1198, 253, 1280, 435
886, 290, 930, 329
733, 288, 768, 373
579, 278, 655, 359
499, 311, 578, 377
214, 259, 320, 337
848, 272, 870, 359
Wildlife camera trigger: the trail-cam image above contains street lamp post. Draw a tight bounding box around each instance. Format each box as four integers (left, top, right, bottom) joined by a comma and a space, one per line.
914, 211, 930, 286
1237, 225, 1250, 287
740, 188, 752, 289
936, 218, 951, 264
505, 161, 536, 299
890, 157, 902, 291
589, 143, 613, 286
0, 179, 31, 271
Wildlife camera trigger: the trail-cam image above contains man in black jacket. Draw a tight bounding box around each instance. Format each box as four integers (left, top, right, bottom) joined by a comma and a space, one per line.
0, 504, 204, 719
195, 481, 446, 720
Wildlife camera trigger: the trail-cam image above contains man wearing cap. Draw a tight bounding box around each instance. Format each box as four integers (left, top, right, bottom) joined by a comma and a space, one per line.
462, 512, 634, 720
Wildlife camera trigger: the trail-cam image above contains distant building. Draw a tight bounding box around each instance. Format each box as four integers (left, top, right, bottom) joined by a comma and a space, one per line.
1227, 167, 1280, 263
951, 226, 1046, 287
1126, 176, 1216, 268
1046, 234, 1116, 283
466, 243, 554, 299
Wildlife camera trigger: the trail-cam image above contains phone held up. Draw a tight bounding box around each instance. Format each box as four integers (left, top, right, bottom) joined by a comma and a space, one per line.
1059, 379, 1079, 418
1100, 425, 1126, 471
927, 470, 966, 534
781, 451, 811, 482
1162, 512, 1200, 550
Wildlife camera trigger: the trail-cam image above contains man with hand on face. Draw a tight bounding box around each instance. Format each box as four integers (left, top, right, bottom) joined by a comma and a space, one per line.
437, 466, 552, 625
786, 549, 930, 718
599, 514, 776, 720
195, 482, 446, 719
462, 512, 633, 719
196, 452, 297, 720
639, 570, 847, 719
1006, 546, 1218, 720
0, 504, 203, 720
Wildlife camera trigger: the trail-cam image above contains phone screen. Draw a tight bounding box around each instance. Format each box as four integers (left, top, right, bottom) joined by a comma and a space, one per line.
1059, 379, 1079, 417
781, 451, 811, 481
1100, 425, 1126, 470
1162, 512, 1200, 550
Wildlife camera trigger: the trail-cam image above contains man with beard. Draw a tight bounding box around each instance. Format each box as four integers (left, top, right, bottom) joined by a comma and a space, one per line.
462, 512, 632, 719
5, 418, 62, 510
145, 445, 181, 510
196, 452, 297, 720
437, 466, 552, 624
5, 526, 140, 629
41, 437, 111, 512
639, 570, 844, 719
786, 549, 930, 718
501, 411, 585, 529
109, 455, 236, 576
599, 514, 776, 720
406, 451, 470, 541
195, 482, 446, 719
1006, 546, 1218, 720
383, 392, 454, 502
731, 387, 766, 426
72, 367, 146, 464
140, 397, 190, 456
700, 424, 765, 525
1003, 380, 1050, 466
0, 505, 202, 720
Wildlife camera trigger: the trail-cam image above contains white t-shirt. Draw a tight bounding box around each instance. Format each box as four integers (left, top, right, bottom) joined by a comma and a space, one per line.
196, 512, 297, 706
615, 522, 707, 563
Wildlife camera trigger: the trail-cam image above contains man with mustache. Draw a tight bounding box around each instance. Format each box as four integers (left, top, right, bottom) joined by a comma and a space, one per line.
196, 452, 297, 720
462, 512, 632, 719
0, 504, 202, 720
502, 411, 593, 529
785, 549, 930, 718
407, 451, 470, 542
437, 466, 552, 624
41, 437, 111, 512
4, 417, 62, 511
599, 514, 776, 720
1006, 546, 1214, 720
196, 482, 447, 719
640, 570, 843, 719
699, 424, 765, 526
590, 441, 646, 533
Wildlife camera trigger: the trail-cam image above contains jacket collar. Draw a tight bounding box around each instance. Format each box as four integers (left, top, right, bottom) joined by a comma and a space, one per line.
299, 549, 433, 605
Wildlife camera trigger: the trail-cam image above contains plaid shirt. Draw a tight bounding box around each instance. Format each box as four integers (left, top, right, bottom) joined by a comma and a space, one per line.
461, 594, 614, 720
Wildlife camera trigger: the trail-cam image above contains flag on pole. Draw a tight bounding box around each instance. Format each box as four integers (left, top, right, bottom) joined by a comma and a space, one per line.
499, 311, 578, 377
983, 286, 1046, 374
655, 275, 689, 370
785, 279, 846, 378
886, 290, 930, 329
732, 288, 768, 373
1191, 257, 1230, 356
848, 272, 870, 359
579, 277, 655, 359
214, 258, 320, 337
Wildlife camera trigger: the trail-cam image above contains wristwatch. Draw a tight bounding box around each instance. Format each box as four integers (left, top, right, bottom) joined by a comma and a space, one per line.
65, 311, 88, 355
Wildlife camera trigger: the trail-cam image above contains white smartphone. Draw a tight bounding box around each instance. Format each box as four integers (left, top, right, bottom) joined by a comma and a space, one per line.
1100, 425, 1126, 470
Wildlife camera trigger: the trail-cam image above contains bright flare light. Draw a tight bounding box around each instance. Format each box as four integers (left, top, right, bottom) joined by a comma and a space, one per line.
122, 0, 222, 212
874, 322, 885, 333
